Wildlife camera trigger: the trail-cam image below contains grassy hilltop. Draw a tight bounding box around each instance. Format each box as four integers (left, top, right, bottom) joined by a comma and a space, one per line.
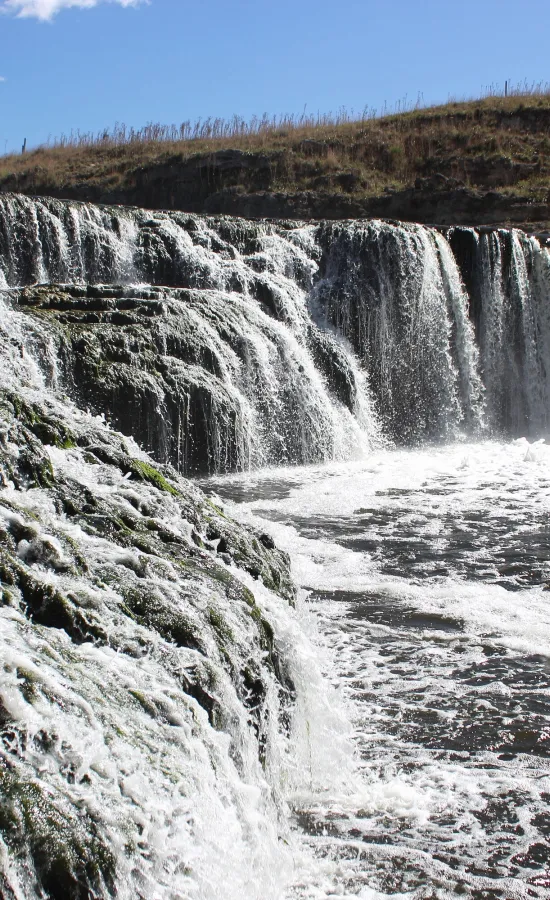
2, 93, 550, 229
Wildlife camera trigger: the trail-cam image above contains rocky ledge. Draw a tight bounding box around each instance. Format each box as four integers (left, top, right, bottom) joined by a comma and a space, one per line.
11, 281, 359, 476
2, 148, 549, 232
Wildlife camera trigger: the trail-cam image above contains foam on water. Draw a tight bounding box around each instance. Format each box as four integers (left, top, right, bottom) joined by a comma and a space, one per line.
0, 288, 368, 899
211, 441, 550, 898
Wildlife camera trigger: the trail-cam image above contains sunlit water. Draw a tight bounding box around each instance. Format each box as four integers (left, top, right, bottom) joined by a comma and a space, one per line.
3, 197, 550, 897
204, 439, 550, 899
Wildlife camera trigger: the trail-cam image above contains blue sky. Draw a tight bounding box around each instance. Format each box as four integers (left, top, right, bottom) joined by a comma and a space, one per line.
0, 0, 549, 154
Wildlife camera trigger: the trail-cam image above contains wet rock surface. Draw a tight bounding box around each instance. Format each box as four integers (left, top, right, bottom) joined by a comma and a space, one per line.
0, 351, 298, 896
12, 280, 364, 475
1, 194, 549, 456
1, 191, 550, 897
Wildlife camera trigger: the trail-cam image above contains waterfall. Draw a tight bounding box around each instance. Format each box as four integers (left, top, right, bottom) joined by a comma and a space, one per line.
452, 226, 550, 437
0, 195, 378, 474
1, 193, 550, 461
2, 193, 550, 898
0, 284, 361, 899
312, 220, 484, 442
508, 230, 550, 436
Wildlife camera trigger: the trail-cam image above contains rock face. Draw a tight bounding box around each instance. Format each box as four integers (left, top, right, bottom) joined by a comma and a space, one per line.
15, 281, 366, 476
314, 220, 550, 439
0, 194, 378, 475
1, 191, 550, 896
1, 146, 548, 232
203, 183, 549, 234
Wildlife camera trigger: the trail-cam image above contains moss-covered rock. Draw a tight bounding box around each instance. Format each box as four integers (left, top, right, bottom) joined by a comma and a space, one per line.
126, 458, 179, 496
0, 764, 116, 899
0, 356, 298, 895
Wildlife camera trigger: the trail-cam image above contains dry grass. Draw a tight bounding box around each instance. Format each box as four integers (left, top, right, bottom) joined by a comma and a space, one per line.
2, 83, 550, 203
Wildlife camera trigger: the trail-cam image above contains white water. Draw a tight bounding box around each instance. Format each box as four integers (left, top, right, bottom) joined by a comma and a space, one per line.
2, 196, 550, 898
3, 195, 550, 451
0, 195, 380, 475
0, 289, 361, 900
208, 440, 550, 898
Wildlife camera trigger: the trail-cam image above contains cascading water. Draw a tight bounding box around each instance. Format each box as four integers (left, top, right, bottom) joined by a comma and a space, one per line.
0, 194, 378, 475
311, 220, 484, 442
2, 194, 550, 447
0, 280, 362, 900
1, 192, 550, 899
449, 224, 550, 438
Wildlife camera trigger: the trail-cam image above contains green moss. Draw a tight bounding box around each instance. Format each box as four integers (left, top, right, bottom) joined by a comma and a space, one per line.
24, 454, 56, 489
1, 587, 17, 607
259, 616, 275, 647
249, 604, 262, 623
122, 586, 204, 652
208, 607, 234, 644
128, 459, 179, 496
129, 689, 158, 719
15, 668, 40, 704
3, 560, 108, 645
8, 394, 76, 450
62, 534, 89, 572
0, 764, 117, 899
245, 602, 275, 655
187, 557, 256, 608
204, 498, 227, 518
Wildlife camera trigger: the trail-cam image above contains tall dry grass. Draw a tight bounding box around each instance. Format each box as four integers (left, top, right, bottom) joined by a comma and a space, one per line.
32, 81, 550, 155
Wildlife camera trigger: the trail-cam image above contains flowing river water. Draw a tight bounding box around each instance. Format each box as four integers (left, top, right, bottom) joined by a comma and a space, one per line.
1, 195, 550, 898
206, 441, 550, 899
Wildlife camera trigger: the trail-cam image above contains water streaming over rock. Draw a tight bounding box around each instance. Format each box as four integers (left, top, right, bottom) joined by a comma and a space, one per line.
0, 195, 379, 475
448, 225, 550, 437
311, 221, 484, 442
0, 279, 359, 900
2, 194, 550, 454
1, 193, 550, 899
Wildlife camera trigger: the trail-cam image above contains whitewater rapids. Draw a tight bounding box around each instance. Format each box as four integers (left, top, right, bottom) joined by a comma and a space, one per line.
209, 440, 550, 898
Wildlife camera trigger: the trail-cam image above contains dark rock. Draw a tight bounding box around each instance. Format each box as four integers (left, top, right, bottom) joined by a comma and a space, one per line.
298, 140, 329, 157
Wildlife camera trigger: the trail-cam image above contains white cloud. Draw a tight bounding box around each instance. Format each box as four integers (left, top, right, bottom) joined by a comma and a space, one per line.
0, 76, 6, 82
1, 0, 142, 20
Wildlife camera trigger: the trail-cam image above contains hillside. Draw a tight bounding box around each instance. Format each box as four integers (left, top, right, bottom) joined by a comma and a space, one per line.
1, 95, 550, 229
